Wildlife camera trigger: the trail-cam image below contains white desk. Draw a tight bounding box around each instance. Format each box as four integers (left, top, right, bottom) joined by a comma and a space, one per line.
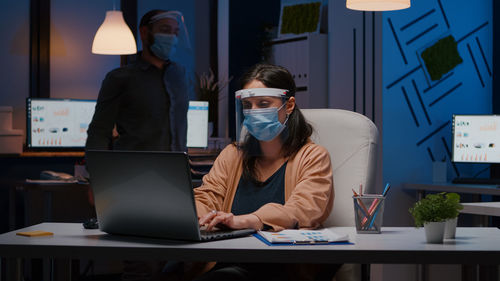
404, 183, 500, 227
1, 223, 500, 281
403, 182, 500, 200
461, 202, 500, 217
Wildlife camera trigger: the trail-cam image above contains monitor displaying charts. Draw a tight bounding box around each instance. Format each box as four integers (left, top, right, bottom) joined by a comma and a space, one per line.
187, 101, 209, 148
452, 115, 500, 163
27, 98, 209, 149
26, 98, 96, 149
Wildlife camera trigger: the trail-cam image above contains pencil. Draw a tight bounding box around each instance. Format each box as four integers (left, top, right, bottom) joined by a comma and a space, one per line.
352, 189, 370, 218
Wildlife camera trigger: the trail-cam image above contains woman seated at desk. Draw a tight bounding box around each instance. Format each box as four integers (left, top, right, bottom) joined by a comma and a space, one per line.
189, 63, 338, 281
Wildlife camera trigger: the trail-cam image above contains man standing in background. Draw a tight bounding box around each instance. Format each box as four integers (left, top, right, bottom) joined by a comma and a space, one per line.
86, 9, 193, 152
86, 9, 193, 281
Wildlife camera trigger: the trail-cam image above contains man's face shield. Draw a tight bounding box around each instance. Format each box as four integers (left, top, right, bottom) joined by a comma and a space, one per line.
148, 11, 191, 51
235, 88, 289, 143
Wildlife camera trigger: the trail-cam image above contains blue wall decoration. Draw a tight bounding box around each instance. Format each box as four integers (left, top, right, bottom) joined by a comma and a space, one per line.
419, 35, 463, 82
382, 0, 492, 223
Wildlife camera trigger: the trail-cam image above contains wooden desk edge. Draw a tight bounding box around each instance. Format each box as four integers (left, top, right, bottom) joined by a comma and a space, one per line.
20, 151, 85, 157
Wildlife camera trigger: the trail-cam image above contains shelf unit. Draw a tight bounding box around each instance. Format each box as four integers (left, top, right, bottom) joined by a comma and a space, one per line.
269, 33, 328, 109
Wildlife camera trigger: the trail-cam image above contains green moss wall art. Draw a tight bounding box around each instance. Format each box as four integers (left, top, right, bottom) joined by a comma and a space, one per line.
280, 2, 321, 35
421, 35, 463, 81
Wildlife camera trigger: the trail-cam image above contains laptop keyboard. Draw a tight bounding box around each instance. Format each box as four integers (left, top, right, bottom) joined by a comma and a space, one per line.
200, 228, 256, 241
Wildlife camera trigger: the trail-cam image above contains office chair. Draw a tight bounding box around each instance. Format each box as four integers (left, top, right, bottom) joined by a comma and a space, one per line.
302, 109, 379, 281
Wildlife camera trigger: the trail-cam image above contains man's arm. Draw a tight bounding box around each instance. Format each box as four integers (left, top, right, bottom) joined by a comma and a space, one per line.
86, 71, 124, 150
164, 62, 189, 151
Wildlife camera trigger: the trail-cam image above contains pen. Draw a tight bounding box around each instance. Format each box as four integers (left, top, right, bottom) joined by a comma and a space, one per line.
294, 239, 330, 244
352, 189, 370, 218
361, 183, 391, 227
382, 183, 391, 197
354, 198, 370, 218
361, 199, 378, 226
368, 201, 383, 229
367, 183, 391, 229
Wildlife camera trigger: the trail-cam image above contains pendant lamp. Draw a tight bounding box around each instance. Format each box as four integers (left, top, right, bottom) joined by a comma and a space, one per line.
92, 10, 137, 55
346, 0, 411, 11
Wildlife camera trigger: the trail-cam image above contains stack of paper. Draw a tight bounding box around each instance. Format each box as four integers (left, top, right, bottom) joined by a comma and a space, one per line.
257, 229, 349, 244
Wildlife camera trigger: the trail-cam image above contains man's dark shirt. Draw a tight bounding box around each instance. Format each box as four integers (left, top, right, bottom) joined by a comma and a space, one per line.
86, 55, 189, 151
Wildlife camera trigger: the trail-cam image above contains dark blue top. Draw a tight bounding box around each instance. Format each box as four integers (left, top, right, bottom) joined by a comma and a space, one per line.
231, 162, 287, 216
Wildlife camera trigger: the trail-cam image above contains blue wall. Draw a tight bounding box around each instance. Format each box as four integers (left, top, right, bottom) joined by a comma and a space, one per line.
382, 0, 492, 224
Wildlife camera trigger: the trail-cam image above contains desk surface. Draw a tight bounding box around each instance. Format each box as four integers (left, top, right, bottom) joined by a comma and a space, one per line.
403, 182, 500, 196
461, 202, 500, 217
1, 223, 500, 265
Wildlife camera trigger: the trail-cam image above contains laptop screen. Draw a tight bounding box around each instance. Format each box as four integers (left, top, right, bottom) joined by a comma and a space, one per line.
187, 101, 209, 148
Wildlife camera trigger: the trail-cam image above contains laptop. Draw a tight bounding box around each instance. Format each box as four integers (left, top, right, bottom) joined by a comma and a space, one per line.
86, 150, 255, 241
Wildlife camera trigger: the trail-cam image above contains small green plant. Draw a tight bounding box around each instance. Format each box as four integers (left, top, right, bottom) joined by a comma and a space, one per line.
281, 2, 321, 35
409, 192, 463, 227
443, 192, 463, 218
196, 69, 232, 136
421, 35, 463, 81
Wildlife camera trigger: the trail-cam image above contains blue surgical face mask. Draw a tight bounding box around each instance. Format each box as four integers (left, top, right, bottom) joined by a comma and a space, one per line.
150, 33, 178, 60
242, 103, 288, 142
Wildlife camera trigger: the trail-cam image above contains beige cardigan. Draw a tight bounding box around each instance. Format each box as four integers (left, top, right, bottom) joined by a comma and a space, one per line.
194, 141, 334, 231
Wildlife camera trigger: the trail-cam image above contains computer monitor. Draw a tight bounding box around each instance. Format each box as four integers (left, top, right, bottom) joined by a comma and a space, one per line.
452, 115, 500, 164
26, 98, 96, 149
186, 101, 209, 148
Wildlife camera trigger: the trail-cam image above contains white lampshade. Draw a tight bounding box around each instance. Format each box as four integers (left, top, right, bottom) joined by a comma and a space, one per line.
346, 0, 411, 11
92, 11, 137, 55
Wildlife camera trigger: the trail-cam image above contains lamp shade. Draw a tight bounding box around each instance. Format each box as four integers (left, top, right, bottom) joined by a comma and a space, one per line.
346, 0, 410, 11
92, 11, 137, 55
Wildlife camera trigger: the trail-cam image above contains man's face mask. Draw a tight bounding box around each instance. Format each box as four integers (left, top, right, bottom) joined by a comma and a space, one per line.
150, 33, 178, 61
242, 102, 288, 142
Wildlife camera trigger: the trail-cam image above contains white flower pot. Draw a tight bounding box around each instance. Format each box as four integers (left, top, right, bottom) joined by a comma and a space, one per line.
444, 217, 458, 239
424, 221, 446, 243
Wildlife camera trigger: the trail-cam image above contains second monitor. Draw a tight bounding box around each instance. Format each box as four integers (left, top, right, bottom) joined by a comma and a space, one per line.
187, 101, 209, 148
452, 115, 499, 163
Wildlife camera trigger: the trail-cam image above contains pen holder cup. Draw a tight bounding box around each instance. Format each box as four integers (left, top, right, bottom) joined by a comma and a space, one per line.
353, 195, 385, 234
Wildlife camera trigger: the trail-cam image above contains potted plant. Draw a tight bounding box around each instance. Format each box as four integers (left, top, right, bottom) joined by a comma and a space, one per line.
409, 192, 463, 243
196, 69, 232, 137
443, 192, 463, 239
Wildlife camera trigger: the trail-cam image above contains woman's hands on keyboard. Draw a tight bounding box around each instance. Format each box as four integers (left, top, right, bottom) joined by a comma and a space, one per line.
199, 210, 263, 231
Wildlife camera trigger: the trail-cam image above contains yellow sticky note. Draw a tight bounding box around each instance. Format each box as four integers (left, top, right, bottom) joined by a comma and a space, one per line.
16, 230, 53, 237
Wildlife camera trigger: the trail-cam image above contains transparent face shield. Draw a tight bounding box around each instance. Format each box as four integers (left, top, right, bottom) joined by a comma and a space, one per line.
149, 10, 191, 50
235, 88, 289, 143
149, 10, 194, 68
149, 10, 195, 99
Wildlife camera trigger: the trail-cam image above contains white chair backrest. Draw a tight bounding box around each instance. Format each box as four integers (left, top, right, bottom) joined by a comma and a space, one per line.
302, 109, 379, 227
